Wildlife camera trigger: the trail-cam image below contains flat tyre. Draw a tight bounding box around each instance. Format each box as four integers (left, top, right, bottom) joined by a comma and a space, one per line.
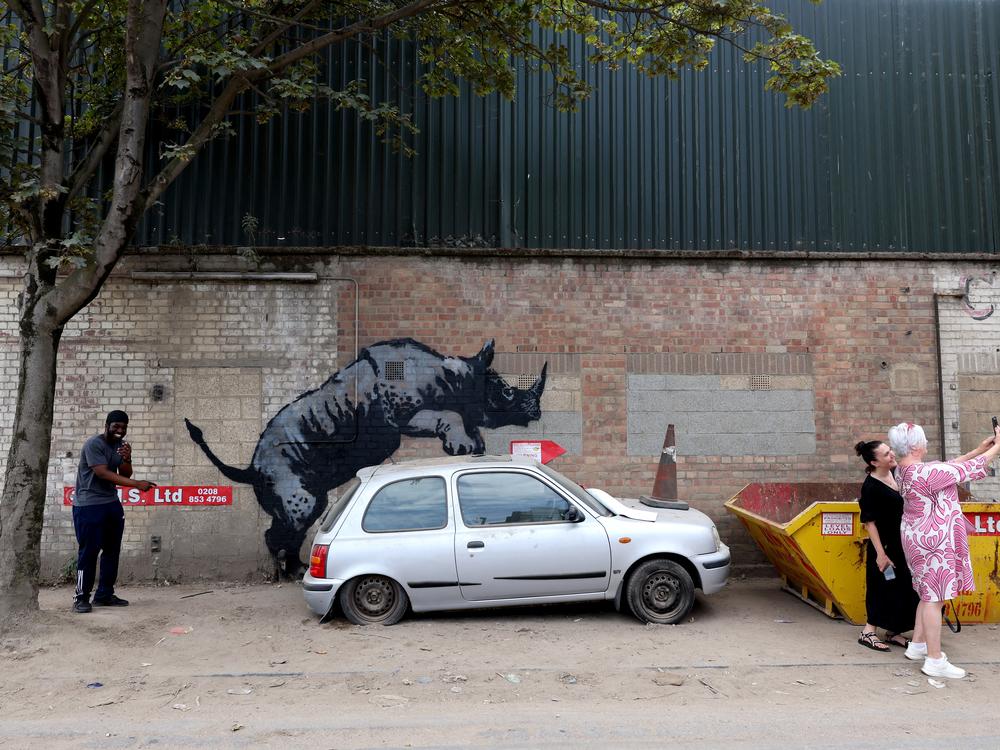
626, 559, 695, 625
339, 574, 408, 626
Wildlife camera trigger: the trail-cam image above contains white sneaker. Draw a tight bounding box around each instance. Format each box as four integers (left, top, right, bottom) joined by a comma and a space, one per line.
904, 643, 928, 661
921, 656, 965, 679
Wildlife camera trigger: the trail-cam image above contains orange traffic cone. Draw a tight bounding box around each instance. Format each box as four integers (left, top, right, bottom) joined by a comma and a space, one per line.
640, 424, 689, 510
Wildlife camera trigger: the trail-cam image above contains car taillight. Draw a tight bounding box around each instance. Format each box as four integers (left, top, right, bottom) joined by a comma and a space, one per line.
309, 544, 329, 578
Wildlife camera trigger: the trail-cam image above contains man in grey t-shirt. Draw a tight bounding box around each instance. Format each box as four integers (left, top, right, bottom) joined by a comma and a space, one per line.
72, 410, 156, 613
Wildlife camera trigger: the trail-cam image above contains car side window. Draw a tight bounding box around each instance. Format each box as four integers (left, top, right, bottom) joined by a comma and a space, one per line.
362, 477, 448, 533
457, 472, 575, 526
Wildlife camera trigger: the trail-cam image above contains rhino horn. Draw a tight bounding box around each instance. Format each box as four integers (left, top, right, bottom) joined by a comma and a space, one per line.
530, 362, 548, 396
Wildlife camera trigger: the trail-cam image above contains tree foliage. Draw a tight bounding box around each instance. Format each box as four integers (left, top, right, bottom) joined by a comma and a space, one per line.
1, 1, 840, 253
0, 0, 838, 618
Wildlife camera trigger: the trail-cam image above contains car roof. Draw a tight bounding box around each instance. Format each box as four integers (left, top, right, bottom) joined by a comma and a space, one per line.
356, 454, 539, 481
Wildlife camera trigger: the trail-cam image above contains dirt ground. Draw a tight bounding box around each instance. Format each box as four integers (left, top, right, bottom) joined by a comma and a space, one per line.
2, 578, 1000, 749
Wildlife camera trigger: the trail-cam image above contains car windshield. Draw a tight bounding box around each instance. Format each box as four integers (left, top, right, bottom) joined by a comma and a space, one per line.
538, 463, 613, 517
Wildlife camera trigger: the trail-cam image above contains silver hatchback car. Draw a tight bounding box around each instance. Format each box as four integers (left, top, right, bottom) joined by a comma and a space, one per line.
302, 456, 730, 625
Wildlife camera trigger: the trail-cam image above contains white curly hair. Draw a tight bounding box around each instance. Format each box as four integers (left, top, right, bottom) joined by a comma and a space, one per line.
888, 422, 927, 459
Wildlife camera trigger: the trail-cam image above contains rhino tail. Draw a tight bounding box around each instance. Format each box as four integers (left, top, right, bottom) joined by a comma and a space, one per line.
183, 418, 259, 486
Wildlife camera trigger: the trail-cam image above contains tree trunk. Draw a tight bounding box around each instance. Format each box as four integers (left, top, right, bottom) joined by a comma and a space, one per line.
0, 303, 62, 621
0, 0, 168, 624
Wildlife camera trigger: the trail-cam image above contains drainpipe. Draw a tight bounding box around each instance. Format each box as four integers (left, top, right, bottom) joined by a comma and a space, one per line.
933, 292, 956, 462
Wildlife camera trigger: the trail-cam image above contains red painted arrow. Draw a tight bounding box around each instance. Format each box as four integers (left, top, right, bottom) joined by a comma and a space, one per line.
509, 440, 566, 464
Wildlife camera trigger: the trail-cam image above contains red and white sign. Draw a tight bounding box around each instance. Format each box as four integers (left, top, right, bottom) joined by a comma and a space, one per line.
966, 512, 1000, 535
510, 440, 566, 464
821, 512, 854, 536
64, 486, 233, 507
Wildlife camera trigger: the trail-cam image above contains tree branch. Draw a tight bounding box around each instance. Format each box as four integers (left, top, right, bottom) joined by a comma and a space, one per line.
5, 0, 41, 26
65, 0, 105, 58
142, 0, 456, 213
65, 98, 124, 206
264, 0, 452, 78
10, 0, 68, 241
55, 1, 72, 43
140, 77, 244, 213
214, 0, 330, 39
250, 0, 323, 57
46, 0, 169, 325
14, 109, 44, 126
164, 15, 244, 66
27, 0, 46, 26
577, 0, 774, 63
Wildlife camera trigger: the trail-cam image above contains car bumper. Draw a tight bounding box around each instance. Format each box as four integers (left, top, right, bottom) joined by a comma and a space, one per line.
301, 573, 345, 617
695, 543, 731, 594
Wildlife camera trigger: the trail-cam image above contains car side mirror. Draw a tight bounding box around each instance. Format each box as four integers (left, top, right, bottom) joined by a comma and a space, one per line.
564, 505, 583, 522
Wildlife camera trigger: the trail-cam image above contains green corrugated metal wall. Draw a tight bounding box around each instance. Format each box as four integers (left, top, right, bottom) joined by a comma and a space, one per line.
126, 1, 1000, 252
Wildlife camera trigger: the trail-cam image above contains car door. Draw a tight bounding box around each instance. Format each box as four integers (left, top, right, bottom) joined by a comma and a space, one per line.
453, 469, 612, 601
352, 475, 461, 608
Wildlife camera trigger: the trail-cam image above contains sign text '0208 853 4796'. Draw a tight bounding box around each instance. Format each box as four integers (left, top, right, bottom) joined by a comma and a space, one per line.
62, 486, 233, 506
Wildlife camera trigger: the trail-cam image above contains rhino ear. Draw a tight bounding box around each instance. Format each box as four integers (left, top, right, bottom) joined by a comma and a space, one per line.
475, 338, 495, 368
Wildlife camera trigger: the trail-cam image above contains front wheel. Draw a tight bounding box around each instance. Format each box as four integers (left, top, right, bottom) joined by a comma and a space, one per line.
626, 559, 695, 625
339, 575, 409, 625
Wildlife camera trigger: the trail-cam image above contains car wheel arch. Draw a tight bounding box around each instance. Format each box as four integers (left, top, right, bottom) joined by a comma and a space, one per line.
614, 552, 702, 611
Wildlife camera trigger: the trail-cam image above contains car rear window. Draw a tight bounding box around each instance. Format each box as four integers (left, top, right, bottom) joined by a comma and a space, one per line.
362, 477, 448, 533
320, 478, 360, 532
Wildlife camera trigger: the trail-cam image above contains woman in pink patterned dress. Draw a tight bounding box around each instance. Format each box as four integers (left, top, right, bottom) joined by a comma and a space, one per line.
888, 421, 1000, 679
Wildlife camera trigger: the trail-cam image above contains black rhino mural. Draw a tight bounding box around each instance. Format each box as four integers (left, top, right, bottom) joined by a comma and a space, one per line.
185, 338, 547, 577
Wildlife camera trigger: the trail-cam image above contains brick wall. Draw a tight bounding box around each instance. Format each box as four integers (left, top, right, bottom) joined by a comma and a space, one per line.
937, 271, 1000, 499
1, 249, 995, 580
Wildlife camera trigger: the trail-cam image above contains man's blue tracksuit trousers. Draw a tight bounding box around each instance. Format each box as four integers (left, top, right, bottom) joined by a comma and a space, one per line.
72, 501, 125, 601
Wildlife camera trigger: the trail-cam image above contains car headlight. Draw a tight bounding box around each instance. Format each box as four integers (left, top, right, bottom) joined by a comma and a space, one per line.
711, 525, 721, 552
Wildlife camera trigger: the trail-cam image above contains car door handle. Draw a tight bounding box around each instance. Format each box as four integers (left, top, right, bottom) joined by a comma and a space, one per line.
467, 541, 485, 549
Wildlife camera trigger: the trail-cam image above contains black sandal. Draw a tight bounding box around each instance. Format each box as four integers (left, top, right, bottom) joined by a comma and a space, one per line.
885, 632, 910, 648
858, 631, 890, 652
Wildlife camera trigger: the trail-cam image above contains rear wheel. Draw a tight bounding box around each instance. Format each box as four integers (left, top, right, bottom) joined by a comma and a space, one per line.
339, 575, 409, 625
626, 559, 695, 625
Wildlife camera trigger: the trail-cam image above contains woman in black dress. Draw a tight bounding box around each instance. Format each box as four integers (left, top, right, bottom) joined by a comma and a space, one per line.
855, 439, 919, 651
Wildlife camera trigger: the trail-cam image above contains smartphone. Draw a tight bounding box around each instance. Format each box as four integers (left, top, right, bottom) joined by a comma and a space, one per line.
993, 416, 998, 432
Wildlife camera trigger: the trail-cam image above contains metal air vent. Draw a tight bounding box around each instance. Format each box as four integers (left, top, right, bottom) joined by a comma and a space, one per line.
516, 374, 535, 390
385, 361, 405, 381
749, 375, 772, 391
